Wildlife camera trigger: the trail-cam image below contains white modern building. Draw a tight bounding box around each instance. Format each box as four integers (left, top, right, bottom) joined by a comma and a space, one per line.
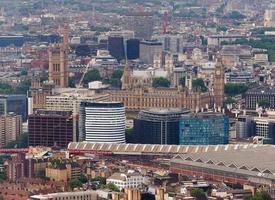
79, 102, 126, 143
106, 171, 144, 191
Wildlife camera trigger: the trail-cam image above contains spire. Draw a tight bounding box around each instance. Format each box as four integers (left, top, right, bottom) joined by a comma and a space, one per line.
121, 60, 131, 90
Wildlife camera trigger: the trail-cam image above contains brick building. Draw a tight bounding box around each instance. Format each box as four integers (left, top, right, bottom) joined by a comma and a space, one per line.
28, 110, 76, 148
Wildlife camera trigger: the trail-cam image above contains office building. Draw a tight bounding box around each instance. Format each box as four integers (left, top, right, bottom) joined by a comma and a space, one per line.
0, 95, 27, 121
30, 190, 98, 200
108, 36, 125, 61
179, 113, 229, 145
79, 102, 126, 143
245, 86, 275, 110
252, 117, 275, 144
236, 115, 254, 139
152, 34, 183, 53
133, 108, 190, 144
139, 40, 162, 64
107, 171, 144, 191
48, 43, 68, 88
28, 110, 75, 148
45, 88, 109, 114
127, 38, 140, 59
0, 114, 22, 147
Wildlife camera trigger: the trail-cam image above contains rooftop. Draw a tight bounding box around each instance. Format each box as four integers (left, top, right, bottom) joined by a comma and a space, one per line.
172, 145, 275, 177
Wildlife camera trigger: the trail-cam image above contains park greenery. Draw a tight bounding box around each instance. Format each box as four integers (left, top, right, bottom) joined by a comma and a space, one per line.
221, 36, 275, 62
0, 80, 31, 95
191, 188, 207, 200
251, 27, 275, 35
224, 83, 249, 97
110, 69, 123, 88
69, 178, 83, 189
258, 98, 270, 109
152, 77, 171, 88
224, 11, 246, 20
101, 182, 120, 192
244, 191, 272, 200
83, 69, 101, 85
192, 78, 207, 92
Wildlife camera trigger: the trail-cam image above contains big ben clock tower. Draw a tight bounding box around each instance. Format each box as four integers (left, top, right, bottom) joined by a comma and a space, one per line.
213, 57, 225, 109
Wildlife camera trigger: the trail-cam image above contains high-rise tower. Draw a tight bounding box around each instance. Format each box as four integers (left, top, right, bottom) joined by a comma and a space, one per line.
213, 57, 225, 109
48, 43, 68, 88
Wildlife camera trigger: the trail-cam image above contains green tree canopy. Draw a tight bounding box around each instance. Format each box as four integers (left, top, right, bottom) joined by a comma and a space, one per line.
101, 183, 120, 192
83, 69, 101, 84
91, 176, 106, 185
191, 188, 207, 200
152, 77, 170, 88
258, 98, 270, 109
192, 78, 207, 92
110, 69, 123, 88
225, 11, 246, 20
69, 178, 83, 189
179, 77, 186, 87
224, 83, 249, 96
244, 191, 272, 200
5, 133, 28, 149
79, 174, 88, 184
15, 80, 31, 94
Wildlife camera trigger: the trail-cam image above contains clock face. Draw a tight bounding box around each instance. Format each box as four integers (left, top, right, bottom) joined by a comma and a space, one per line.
216, 70, 221, 75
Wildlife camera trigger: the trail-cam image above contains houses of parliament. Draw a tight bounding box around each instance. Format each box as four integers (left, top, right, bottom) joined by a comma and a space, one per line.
110, 58, 225, 112
31, 40, 225, 112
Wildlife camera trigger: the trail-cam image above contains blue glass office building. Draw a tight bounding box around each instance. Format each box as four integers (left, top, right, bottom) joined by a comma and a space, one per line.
179, 113, 229, 145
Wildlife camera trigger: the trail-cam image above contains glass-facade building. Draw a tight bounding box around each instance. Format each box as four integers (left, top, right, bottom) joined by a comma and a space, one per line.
0, 95, 28, 121
179, 113, 229, 145
133, 108, 190, 144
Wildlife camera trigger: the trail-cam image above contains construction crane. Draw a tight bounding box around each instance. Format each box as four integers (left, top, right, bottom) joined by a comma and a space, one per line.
76, 60, 92, 88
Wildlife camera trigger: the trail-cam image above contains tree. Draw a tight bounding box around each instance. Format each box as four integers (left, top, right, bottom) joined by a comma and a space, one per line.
179, 77, 186, 87
225, 97, 236, 105
79, 174, 88, 184
225, 11, 246, 20
152, 77, 170, 88
20, 69, 28, 76
224, 83, 249, 96
69, 77, 76, 88
125, 128, 135, 143
15, 80, 31, 94
244, 191, 272, 200
83, 69, 101, 84
0, 171, 6, 182
5, 133, 28, 149
102, 183, 120, 192
192, 79, 207, 92
110, 69, 123, 88
258, 98, 270, 108
69, 178, 83, 189
191, 188, 207, 200
91, 176, 106, 185
0, 82, 14, 94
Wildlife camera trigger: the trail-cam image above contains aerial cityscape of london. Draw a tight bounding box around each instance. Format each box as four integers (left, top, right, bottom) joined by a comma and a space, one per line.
0, 0, 275, 199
